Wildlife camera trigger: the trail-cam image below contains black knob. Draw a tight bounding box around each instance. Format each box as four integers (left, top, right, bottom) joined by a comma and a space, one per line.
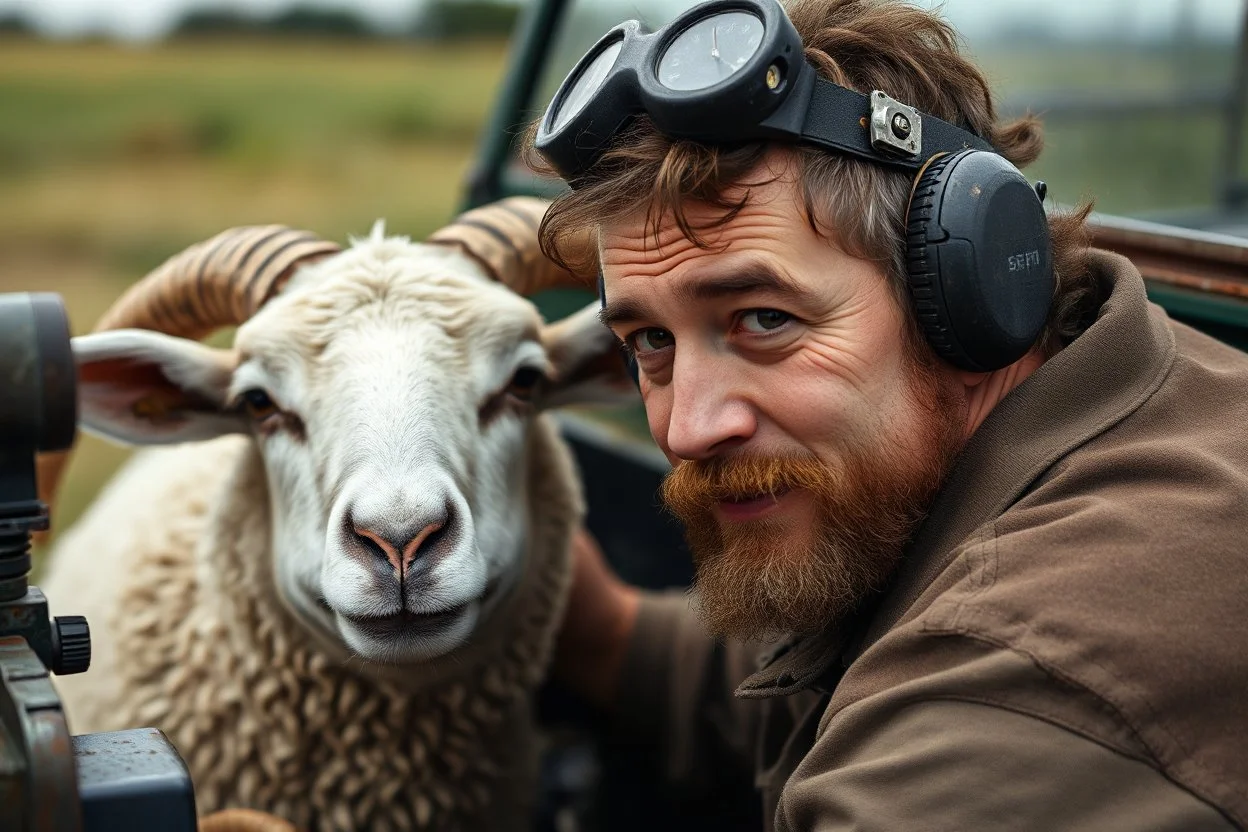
51, 615, 91, 675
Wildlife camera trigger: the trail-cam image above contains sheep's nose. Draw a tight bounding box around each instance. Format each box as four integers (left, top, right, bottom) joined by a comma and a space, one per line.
350, 509, 449, 576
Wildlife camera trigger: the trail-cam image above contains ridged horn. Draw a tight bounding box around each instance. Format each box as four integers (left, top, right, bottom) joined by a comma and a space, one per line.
426, 197, 596, 294
94, 225, 342, 340
36, 225, 341, 536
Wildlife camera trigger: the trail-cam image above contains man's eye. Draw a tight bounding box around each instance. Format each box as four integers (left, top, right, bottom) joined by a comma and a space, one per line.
739, 309, 791, 334
631, 328, 675, 354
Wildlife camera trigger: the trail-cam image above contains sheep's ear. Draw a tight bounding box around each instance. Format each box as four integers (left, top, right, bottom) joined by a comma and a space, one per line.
539, 302, 639, 410
73, 329, 246, 445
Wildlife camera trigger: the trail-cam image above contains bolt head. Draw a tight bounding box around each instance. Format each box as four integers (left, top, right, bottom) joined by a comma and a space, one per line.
891, 113, 912, 140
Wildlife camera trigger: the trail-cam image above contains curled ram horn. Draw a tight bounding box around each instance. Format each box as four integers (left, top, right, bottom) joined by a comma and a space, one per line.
426, 196, 597, 294
36, 225, 341, 521
93, 224, 342, 340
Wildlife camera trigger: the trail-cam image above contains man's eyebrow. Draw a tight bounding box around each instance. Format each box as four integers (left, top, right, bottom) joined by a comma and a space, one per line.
598, 262, 815, 330
598, 295, 652, 330
676, 264, 816, 305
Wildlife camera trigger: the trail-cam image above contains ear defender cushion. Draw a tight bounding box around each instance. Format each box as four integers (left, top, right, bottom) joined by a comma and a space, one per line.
905, 149, 1054, 373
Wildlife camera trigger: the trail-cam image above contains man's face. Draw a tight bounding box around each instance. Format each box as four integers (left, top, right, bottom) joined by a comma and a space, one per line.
599, 153, 967, 640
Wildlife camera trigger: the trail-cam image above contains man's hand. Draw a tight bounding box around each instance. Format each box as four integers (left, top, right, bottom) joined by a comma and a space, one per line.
554, 526, 641, 712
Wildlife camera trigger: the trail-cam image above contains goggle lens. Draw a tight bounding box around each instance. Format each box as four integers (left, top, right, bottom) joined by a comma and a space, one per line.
657, 11, 765, 91
550, 40, 625, 134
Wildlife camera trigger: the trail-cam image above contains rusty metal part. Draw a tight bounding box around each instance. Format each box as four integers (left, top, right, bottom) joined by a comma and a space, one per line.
0, 636, 82, 832
1089, 214, 1248, 300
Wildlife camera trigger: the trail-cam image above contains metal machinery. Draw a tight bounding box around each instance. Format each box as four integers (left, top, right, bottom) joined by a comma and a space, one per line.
0, 293, 198, 832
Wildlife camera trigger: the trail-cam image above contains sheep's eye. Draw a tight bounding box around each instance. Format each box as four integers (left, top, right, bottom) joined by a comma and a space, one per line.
240, 388, 280, 421
506, 367, 544, 402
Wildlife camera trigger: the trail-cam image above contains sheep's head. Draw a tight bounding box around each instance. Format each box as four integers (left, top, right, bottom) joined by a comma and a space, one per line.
66, 202, 630, 664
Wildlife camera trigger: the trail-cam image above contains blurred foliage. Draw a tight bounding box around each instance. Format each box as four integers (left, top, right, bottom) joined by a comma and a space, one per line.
166, 1, 523, 41
416, 0, 522, 40
0, 39, 506, 252
171, 6, 376, 39
0, 13, 32, 36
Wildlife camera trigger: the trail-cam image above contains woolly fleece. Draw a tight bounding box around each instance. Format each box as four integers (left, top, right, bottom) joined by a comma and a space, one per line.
45, 416, 579, 831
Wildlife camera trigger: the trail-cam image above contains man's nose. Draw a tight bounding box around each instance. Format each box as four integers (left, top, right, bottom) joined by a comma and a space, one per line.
661, 352, 756, 460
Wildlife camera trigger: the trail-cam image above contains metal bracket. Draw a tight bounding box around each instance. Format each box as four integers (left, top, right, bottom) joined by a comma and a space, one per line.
869, 90, 922, 159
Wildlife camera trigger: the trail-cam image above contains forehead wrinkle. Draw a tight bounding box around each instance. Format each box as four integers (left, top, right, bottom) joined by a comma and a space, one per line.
601, 187, 799, 275
602, 221, 798, 287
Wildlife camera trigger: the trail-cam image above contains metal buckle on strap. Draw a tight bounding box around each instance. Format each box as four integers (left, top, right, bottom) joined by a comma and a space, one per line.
869, 90, 922, 159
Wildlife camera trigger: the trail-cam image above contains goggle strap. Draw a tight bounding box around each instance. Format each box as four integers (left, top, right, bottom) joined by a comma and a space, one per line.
799, 78, 994, 170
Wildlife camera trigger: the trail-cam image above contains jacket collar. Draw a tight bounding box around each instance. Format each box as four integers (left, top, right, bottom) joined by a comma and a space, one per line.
737, 250, 1177, 699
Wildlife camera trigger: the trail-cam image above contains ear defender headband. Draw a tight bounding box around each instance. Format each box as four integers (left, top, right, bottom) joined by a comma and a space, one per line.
542, 0, 1054, 373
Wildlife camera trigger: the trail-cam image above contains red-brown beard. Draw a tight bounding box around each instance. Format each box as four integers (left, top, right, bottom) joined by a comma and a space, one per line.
660, 354, 963, 641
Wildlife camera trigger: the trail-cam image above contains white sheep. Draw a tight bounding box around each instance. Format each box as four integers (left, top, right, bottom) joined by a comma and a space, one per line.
40, 200, 626, 831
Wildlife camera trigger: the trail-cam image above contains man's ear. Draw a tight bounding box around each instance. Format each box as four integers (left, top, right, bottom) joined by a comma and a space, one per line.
539, 302, 639, 410
73, 329, 246, 445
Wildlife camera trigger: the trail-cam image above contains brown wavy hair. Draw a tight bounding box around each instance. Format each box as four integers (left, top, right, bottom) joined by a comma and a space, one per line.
523, 0, 1100, 353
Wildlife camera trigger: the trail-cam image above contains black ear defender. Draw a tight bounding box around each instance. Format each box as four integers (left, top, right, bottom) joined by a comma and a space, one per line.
905, 149, 1053, 373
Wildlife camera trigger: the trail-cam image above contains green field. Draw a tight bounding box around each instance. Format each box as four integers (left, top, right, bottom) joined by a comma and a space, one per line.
0, 34, 1235, 550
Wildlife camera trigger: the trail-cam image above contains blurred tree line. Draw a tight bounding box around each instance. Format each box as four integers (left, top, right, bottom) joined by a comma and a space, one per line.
0, 13, 32, 35
0, 0, 523, 41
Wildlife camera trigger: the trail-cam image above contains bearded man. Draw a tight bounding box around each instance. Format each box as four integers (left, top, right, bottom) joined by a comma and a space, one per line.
529, 0, 1248, 829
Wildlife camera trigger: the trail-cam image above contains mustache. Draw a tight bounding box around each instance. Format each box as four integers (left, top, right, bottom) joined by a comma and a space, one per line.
661, 452, 841, 516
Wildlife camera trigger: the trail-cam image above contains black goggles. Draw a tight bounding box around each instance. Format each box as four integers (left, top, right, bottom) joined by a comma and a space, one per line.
534, 0, 994, 186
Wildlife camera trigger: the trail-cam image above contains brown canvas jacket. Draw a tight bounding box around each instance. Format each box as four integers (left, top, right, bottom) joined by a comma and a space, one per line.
613, 250, 1248, 830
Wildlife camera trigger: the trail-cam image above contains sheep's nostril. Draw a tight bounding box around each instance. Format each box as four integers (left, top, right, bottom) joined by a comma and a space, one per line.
398, 521, 445, 570
354, 529, 391, 565
352, 525, 401, 573
349, 504, 453, 576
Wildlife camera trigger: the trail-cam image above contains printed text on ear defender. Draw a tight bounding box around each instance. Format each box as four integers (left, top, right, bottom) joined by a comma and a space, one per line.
1007, 251, 1043, 272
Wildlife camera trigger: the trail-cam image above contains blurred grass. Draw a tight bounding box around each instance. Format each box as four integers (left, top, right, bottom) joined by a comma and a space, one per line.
0, 36, 510, 547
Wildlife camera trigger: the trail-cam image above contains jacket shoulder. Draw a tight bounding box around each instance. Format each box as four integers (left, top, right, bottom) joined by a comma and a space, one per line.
904, 380, 1248, 825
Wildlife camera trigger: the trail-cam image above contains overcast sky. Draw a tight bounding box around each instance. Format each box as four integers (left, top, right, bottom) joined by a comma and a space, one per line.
0, 0, 1240, 42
